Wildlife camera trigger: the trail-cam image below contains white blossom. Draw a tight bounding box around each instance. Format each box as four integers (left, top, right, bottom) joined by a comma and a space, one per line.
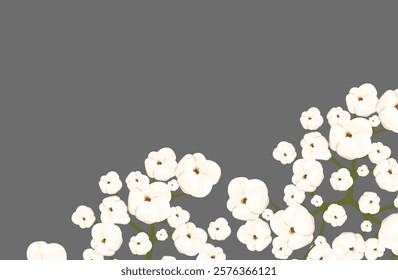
90, 223, 123, 257
361, 220, 372, 232
71, 205, 96, 229
271, 237, 293, 259
196, 243, 226, 260
307, 243, 335, 260
99, 171, 122, 195
167, 179, 179, 191
327, 107, 350, 126
311, 195, 323, 207
357, 164, 369, 177
300, 132, 331, 160
129, 232, 152, 255
330, 168, 353, 191
323, 204, 347, 227
272, 141, 297, 164
208, 217, 231, 241
300, 107, 324, 130
167, 206, 190, 228
172, 222, 207, 256
144, 147, 177, 181
364, 238, 385, 260
314, 236, 327, 247
378, 213, 398, 252
156, 229, 168, 241
292, 159, 324, 192
332, 232, 365, 260
100, 196, 130, 225
373, 158, 398, 192
346, 83, 378, 117
369, 115, 380, 127
237, 219, 272, 252
358, 192, 380, 214
27, 241, 67, 260
83, 248, 104, 260
369, 142, 391, 164
125, 171, 149, 191
376, 89, 398, 133
283, 184, 305, 206
262, 209, 274, 221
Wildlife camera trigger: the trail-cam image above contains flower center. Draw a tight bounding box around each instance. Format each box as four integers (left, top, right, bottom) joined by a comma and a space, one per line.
135, 178, 139, 182
395, 103, 398, 110
137, 242, 141, 245
303, 174, 308, 179
176, 213, 179, 217
349, 247, 355, 252
319, 257, 323, 260
291, 195, 294, 198
101, 238, 106, 244
388, 169, 393, 175
82, 217, 86, 221
310, 143, 315, 148
334, 215, 338, 219
193, 167, 200, 174
241, 197, 248, 204
253, 235, 258, 240
107, 181, 111, 184
345, 131, 353, 138
156, 160, 162, 165
186, 233, 192, 239
144, 196, 151, 202
109, 207, 113, 212
216, 227, 220, 231
358, 96, 363, 101
308, 117, 312, 120
336, 114, 340, 118
369, 200, 373, 204
211, 255, 216, 259
289, 227, 295, 234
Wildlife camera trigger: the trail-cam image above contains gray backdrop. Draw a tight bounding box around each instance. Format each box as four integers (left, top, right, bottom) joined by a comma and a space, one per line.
0, 1, 397, 260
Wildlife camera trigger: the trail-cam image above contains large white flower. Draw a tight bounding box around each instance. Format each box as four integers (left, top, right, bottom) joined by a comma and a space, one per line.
90, 223, 123, 257
369, 142, 391, 164
300, 132, 331, 160
378, 213, 398, 251
358, 192, 380, 214
272, 141, 297, 164
376, 89, 398, 133
175, 153, 221, 198
125, 171, 149, 191
226, 177, 269, 221
100, 196, 130, 225
270, 204, 315, 250
373, 158, 398, 192
332, 232, 365, 260
128, 182, 171, 224
327, 107, 351, 126
283, 184, 305, 206
237, 219, 272, 252
292, 159, 324, 192
83, 248, 104, 260
196, 243, 226, 260
364, 238, 385, 260
330, 168, 353, 191
271, 237, 293, 259
300, 107, 324, 130
99, 171, 123, 194
167, 206, 190, 228
172, 222, 207, 256
27, 241, 67, 260
346, 83, 378, 117
71, 205, 96, 229
129, 232, 152, 255
329, 118, 372, 160
323, 204, 347, 227
144, 147, 177, 181
208, 217, 231, 241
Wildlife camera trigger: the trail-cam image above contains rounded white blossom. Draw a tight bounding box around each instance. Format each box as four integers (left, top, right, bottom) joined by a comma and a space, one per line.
237, 219, 272, 252
300, 132, 331, 160
358, 192, 380, 214
271, 237, 293, 259
172, 222, 207, 256
364, 238, 385, 260
162, 256, 176, 260
129, 232, 152, 255
71, 205, 96, 229
323, 204, 347, 227
357, 164, 369, 177
330, 168, 353, 191
369, 142, 391, 164
100, 196, 130, 225
167, 179, 179, 191
272, 141, 297, 164
314, 236, 327, 247
327, 107, 351, 126
369, 115, 380, 127
311, 195, 323, 207
144, 147, 177, 181
196, 243, 226, 260
332, 232, 365, 260
283, 184, 305, 206
83, 248, 104, 260
99, 171, 122, 195
208, 217, 231, 241
292, 159, 324, 192
167, 206, 190, 228
125, 171, 149, 191
373, 158, 398, 192
376, 89, 398, 133
262, 209, 274, 221
156, 229, 168, 241
175, 153, 221, 198
27, 241, 67, 260
307, 243, 335, 260
300, 107, 324, 130
90, 223, 123, 257
361, 220, 372, 232
346, 83, 378, 117
378, 213, 398, 251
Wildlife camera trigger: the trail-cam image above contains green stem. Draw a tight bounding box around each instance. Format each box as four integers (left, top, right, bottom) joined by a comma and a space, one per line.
107, 256, 114, 260
171, 192, 187, 201
145, 224, 157, 260
302, 244, 315, 259
373, 128, 387, 135
129, 221, 144, 232
379, 204, 395, 213
330, 156, 346, 169
269, 199, 281, 211
319, 219, 326, 236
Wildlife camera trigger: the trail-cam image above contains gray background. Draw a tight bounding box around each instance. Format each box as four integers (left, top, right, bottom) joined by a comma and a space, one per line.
0, 1, 397, 260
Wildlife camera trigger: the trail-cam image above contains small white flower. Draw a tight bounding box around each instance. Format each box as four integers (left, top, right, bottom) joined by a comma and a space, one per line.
394, 194, 398, 208
300, 132, 331, 160
90, 223, 123, 257
332, 232, 365, 260
314, 236, 327, 247
358, 192, 380, 214
272, 141, 297, 164
172, 222, 207, 256
364, 238, 385, 260
330, 168, 353, 191
323, 204, 347, 227
99, 171, 122, 194
361, 220, 372, 232
307, 243, 335, 260
262, 209, 274, 221
311, 195, 323, 207
357, 164, 369, 177
162, 256, 176, 260
129, 232, 152, 255
196, 243, 226, 260
376, 89, 398, 133
327, 107, 351, 126
208, 217, 231, 241
156, 229, 168, 241
27, 241, 67, 260
369, 142, 391, 164
125, 171, 149, 191
373, 158, 398, 192
144, 147, 177, 181
369, 115, 380, 127
271, 237, 293, 259
283, 184, 305, 206
346, 83, 378, 117
100, 196, 130, 225
83, 248, 104, 260
71, 205, 96, 229
167, 206, 190, 228
292, 159, 324, 192
378, 213, 398, 252
167, 179, 179, 191
300, 107, 324, 130
237, 219, 272, 252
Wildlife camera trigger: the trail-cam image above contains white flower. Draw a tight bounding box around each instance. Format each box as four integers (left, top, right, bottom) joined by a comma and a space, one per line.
226, 177, 269, 221
167, 206, 190, 228
162, 256, 176, 260
300, 132, 331, 160
307, 243, 335, 260
346, 83, 378, 117
394, 194, 398, 208
361, 220, 372, 232
99, 171, 122, 194
83, 248, 104, 260
156, 229, 168, 241
369, 142, 391, 164
332, 232, 365, 260
369, 115, 380, 127
272, 141, 297, 164
311, 195, 323, 207
71, 205, 96, 229
128, 182, 171, 224
196, 243, 226, 260
27, 241, 67, 260
283, 184, 305, 206
129, 232, 152, 255
378, 213, 398, 251
90, 223, 123, 256
125, 171, 149, 191
175, 153, 221, 198
330, 168, 353, 191
237, 219, 272, 252
365, 238, 385, 260
323, 204, 347, 227
358, 192, 380, 214
329, 118, 373, 160
271, 237, 293, 259
292, 159, 324, 192
172, 222, 207, 256
314, 236, 327, 247
300, 107, 324, 130
100, 196, 130, 225
270, 204, 315, 250
208, 217, 231, 241
327, 107, 351, 126
373, 158, 398, 192
357, 164, 369, 177
144, 147, 177, 181
262, 209, 274, 221
376, 89, 398, 133
167, 179, 179, 191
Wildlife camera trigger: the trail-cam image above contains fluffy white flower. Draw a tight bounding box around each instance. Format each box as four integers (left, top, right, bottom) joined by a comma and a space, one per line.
83, 248, 104, 260
314, 236, 327, 247
156, 229, 168, 241
162, 256, 176, 260
329, 118, 372, 160
364, 238, 385, 260
292, 159, 324, 192
271, 237, 293, 259
373, 158, 398, 192
369, 142, 391, 164
129, 232, 152, 255
144, 147, 177, 181
361, 220, 372, 232
90, 223, 123, 257
323, 204, 347, 227
358, 192, 380, 214
300, 107, 324, 130
357, 164, 369, 177
208, 217, 231, 241
307, 243, 335, 260
125, 171, 149, 191
172, 222, 207, 256
262, 209, 274, 221
376, 89, 398, 133
237, 219, 272, 252
270, 204, 315, 250
128, 182, 171, 224
167, 179, 179, 191
272, 141, 297, 164
300, 132, 331, 160
330, 168, 353, 191
378, 213, 398, 251
369, 115, 380, 127
71, 205, 96, 229
227, 177, 269, 221
27, 241, 67, 260
332, 232, 365, 260
196, 243, 226, 260
311, 195, 323, 207
346, 83, 378, 117
283, 184, 305, 206
167, 206, 190, 228
99, 171, 123, 194
327, 107, 351, 126
175, 153, 221, 198
100, 196, 130, 225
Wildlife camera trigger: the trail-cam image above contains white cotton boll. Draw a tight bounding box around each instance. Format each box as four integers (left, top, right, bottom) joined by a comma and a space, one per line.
271, 237, 293, 259
369, 115, 380, 127
125, 171, 150, 191
144, 147, 177, 181
129, 232, 152, 255
300, 107, 324, 130
292, 159, 324, 192
90, 223, 123, 257
330, 168, 353, 191
332, 232, 365, 260
99, 171, 123, 194
83, 248, 104, 260
283, 184, 305, 206
358, 192, 380, 214
300, 132, 331, 160
100, 196, 130, 225
373, 158, 398, 192
237, 219, 272, 252
311, 195, 323, 207
357, 164, 369, 177
167, 179, 179, 191
327, 107, 351, 126
156, 229, 168, 241
27, 241, 67, 260
71, 205, 96, 229
323, 204, 347, 227
196, 244, 226, 260
378, 213, 398, 251
208, 217, 231, 241
261, 209, 274, 221
376, 89, 398, 133
369, 142, 391, 164
172, 223, 207, 256
167, 206, 190, 228
364, 238, 385, 260
346, 83, 378, 117
272, 141, 297, 164
360, 220, 372, 232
